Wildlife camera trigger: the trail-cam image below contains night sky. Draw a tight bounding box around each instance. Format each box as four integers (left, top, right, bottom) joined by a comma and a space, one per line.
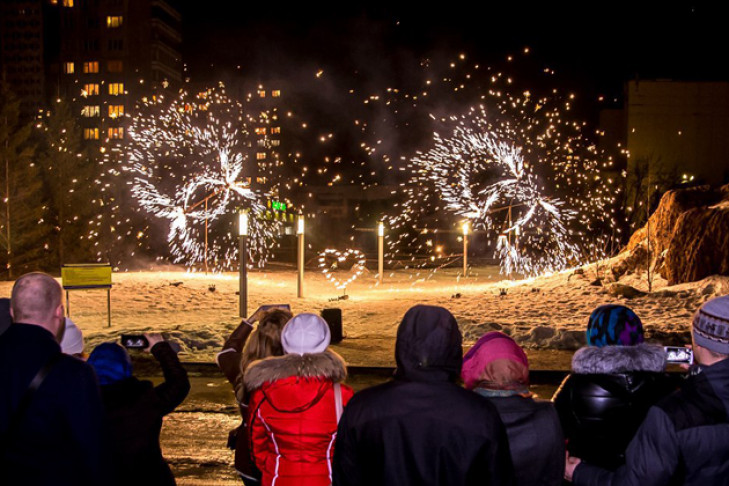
178, 2, 727, 96
173, 1, 728, 185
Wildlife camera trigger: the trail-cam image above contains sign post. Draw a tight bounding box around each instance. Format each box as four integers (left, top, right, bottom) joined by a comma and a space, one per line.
239, 210, 248, 318
61, 264, 113, 327
462, 222, 469, 277
297, 213, 305, 298
377, 221, 384, 284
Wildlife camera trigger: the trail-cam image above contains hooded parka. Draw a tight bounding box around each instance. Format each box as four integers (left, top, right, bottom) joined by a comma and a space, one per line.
245, 350, 353, 486
332, 305, 515, 486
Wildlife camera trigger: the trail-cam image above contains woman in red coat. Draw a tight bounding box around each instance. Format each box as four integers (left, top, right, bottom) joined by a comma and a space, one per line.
244, 313, 353, 486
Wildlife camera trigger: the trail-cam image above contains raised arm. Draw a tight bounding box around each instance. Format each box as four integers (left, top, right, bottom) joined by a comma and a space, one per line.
150, 339, 190, 416
216, 319, 254, 384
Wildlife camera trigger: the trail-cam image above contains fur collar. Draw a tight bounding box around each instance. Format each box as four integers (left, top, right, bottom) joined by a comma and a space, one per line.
244, 350, 347, 391
572, 343, 666, 374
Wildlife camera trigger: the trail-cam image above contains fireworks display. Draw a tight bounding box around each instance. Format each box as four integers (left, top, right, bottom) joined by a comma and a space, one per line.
115, 51, 621, 279
351, 53, 620, 277
126, 84, 280, 270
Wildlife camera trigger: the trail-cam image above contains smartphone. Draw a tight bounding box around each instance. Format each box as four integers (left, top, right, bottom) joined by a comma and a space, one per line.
664, 346, 693, 365
121, 334, 149, 349
258, 304, 291, 312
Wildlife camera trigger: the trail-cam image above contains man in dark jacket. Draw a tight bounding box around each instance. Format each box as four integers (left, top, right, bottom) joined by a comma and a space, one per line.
0, 272, 105, 485
333, 305, 515, 486
566, 295, 729, 485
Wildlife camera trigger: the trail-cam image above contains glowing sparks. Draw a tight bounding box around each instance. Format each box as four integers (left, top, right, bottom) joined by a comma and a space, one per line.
318, 248, 367, 290
126, 84, 280, 270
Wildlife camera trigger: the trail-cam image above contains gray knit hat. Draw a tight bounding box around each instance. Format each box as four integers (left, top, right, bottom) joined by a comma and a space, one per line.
281, 313, 331, 355
692, 295, 729, 355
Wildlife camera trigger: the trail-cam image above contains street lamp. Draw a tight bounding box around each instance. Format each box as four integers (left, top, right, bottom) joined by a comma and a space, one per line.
462, 221, 469, 277
377, 221, 384, 284
238, 210, 248, 318
297, 213, 305, 298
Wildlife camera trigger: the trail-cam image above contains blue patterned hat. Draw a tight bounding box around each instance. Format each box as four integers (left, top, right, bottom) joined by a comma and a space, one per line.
587, 305, 644, 347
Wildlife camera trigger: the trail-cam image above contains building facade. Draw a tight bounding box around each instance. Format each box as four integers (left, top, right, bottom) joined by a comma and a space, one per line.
626, 80, 729, 186
54, 0, 182, 144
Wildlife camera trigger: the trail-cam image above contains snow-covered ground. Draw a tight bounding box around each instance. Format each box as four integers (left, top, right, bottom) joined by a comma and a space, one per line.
2, 264, 725, 368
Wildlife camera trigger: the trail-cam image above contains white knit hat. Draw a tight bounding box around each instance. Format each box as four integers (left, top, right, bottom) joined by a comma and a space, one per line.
60, 317, 84, 355
693, 295, 729, 355
281, 313, 331, 355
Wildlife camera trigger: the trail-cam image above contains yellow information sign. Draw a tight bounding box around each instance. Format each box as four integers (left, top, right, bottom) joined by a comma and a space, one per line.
61, 264, 112, 289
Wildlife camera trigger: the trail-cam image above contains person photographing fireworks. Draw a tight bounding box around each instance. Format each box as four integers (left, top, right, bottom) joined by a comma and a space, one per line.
565, 295, 729, 485
87, 333, 190, 486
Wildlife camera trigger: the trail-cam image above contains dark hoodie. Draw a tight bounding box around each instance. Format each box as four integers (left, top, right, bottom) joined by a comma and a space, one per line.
333, 305, 515, 486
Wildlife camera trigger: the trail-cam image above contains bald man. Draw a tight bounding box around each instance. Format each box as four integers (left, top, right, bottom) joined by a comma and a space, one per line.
0, 272, 105, 485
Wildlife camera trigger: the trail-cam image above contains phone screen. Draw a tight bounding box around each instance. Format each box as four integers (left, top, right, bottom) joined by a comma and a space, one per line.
259, 304, 291, 312
664, 346, 693, 364
121, 334, 149, 349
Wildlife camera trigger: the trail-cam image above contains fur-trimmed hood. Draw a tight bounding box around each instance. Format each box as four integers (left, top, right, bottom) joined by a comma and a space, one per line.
572, 343, 666, 374
244, 350, 347, 392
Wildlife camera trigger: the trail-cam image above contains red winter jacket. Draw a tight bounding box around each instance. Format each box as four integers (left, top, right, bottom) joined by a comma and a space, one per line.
245, 350, 353, 486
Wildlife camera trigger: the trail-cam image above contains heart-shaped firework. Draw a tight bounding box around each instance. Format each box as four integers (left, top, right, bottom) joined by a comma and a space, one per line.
318, 249, 367, 290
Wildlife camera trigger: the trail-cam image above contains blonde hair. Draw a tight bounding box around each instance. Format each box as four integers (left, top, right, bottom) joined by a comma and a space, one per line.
235, 308, 292, 403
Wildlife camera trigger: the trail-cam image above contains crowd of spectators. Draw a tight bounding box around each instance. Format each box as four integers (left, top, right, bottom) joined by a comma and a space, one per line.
2, 270, 729, 485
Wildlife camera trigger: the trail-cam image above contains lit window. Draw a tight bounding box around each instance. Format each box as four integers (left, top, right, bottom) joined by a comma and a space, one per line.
106, 16, 123, 28
270, 140, 280, 147
83, 61, 99, 73
256, 177, 267, 184
83, 128, 99, 140
63, 62, 74, 74
256, 153, 266, 160
108, 83, 124, 95
62, 0, 73, 6
81, 105, 100, 117
108, 105, 124, 118
255, 127, 266, 135
257, 140, 266, 147
83, 83, 99, 96
272, 90, 281, 97
258, 90, 266, 98
271, 127, 281, 134
108, 127, 124, 139
107, 60, 123, 73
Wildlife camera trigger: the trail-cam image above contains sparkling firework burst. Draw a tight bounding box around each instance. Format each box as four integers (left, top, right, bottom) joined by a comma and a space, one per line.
403, 115, 580, 276
370, 56, 619, 277
126, 85, 279, 270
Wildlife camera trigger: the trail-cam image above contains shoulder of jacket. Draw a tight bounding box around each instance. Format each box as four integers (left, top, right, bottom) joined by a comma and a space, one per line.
572, 344, 666, 374
244, 350, 347, 391
656, 374, 728, 431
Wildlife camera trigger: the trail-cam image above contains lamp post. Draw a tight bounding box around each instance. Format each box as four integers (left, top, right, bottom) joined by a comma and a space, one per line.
462, 221, 469, 277
238, 210, 248, 318
297, 213, 305, 298
377, 221, 384, 284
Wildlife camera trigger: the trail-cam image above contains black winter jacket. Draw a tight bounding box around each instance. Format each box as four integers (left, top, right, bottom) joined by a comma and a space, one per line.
0, 323, 105, 486
573, 357, 729, 486
333, 305, 515, 486
552, 344, 678, 470
481, 394, 564, 486
100, 341, 190, 486
216, 319, 259, 480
